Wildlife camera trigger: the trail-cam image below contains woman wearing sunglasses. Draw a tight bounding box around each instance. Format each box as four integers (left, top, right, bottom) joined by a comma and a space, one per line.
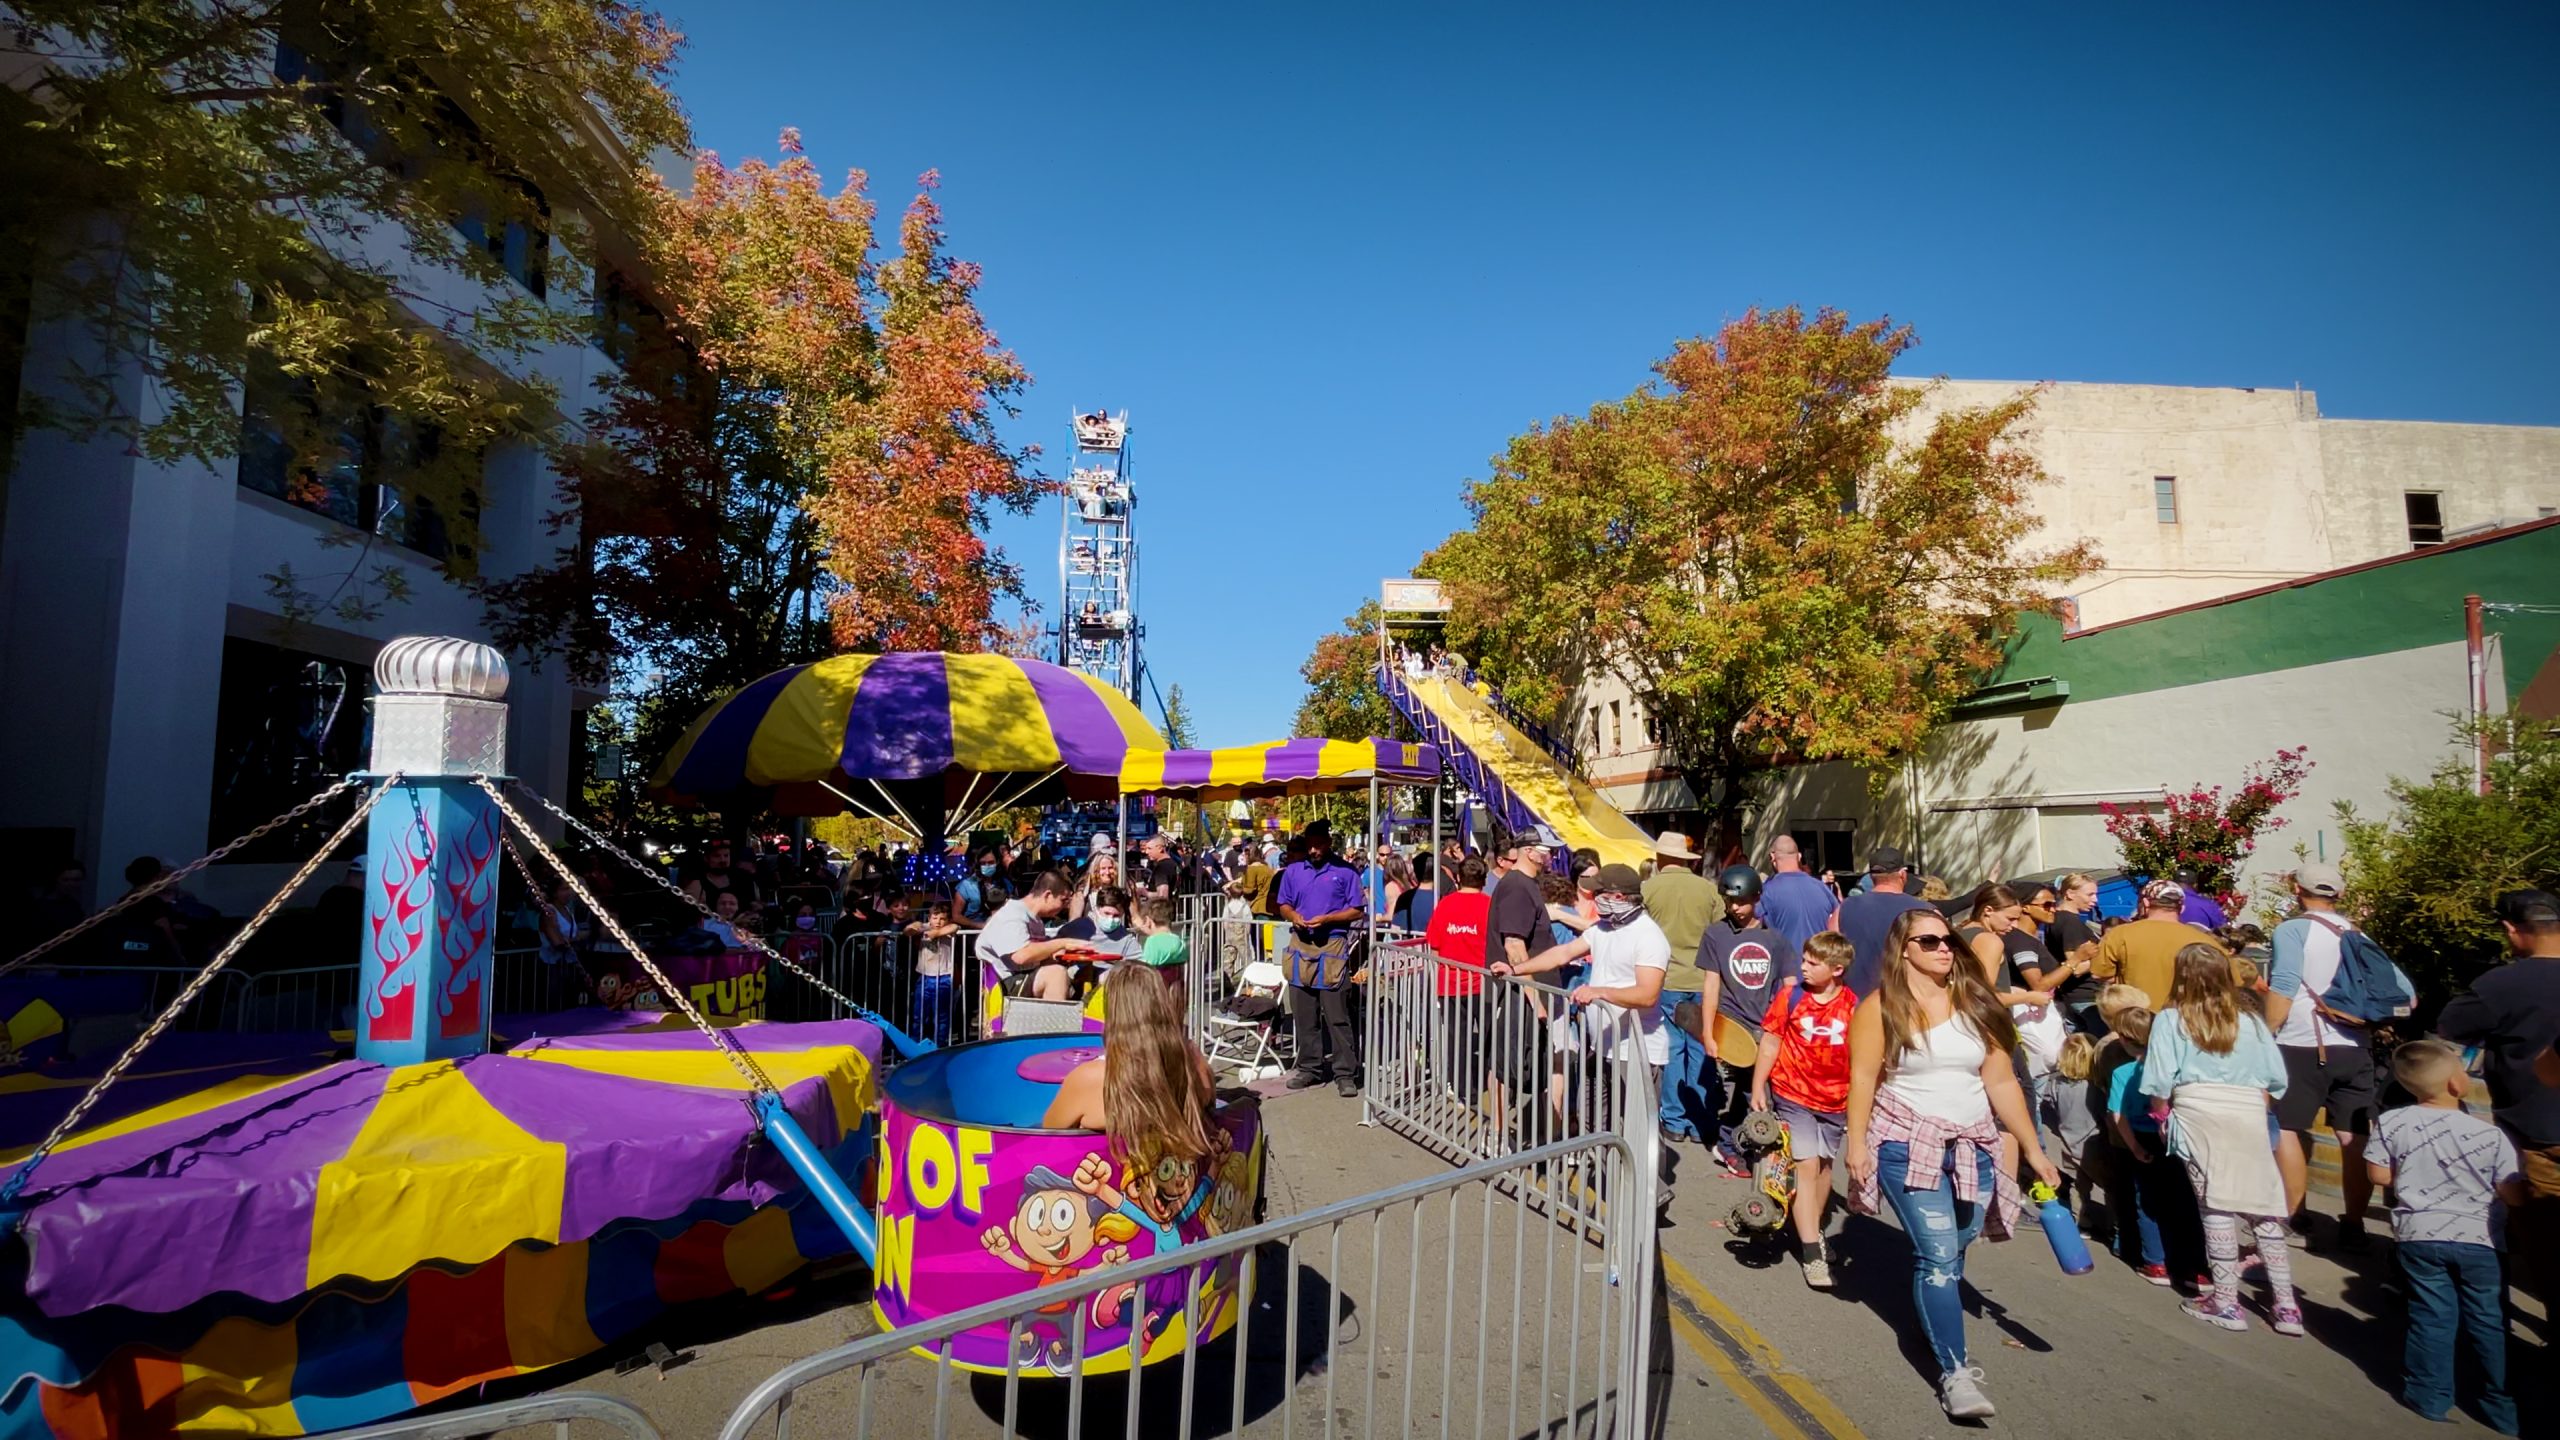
1844, 907, 2060, 1421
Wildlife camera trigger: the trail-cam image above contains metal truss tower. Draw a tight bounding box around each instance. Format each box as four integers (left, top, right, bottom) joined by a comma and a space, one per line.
1056, 408, 1139, 697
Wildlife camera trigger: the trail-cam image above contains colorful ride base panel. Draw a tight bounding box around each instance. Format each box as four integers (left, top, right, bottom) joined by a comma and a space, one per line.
872, 1035, 1265, 1375
3, 1162, 868, 1440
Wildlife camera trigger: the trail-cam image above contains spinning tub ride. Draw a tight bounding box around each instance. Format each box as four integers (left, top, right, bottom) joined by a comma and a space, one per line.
870, 1034, 1263, 1375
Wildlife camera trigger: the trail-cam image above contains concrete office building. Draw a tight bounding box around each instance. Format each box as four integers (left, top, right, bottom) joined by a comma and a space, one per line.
1569, 380, 2560, 840
0, 59, 660, 915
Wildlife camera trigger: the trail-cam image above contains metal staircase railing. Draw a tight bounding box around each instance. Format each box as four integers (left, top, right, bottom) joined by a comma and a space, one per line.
1377, 664, 1537, 838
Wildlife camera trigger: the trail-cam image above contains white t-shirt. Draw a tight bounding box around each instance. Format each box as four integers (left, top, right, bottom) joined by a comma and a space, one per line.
2269, 912, 2363, 1049
1881, 1014, 1992, 1127
1581, 913, 1671, 1066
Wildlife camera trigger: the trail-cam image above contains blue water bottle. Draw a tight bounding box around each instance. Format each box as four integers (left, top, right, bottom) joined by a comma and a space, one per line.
2028, 1181, 2094, 1275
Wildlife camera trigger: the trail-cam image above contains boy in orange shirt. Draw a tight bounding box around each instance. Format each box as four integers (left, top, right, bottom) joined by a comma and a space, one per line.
1750, 931, 1858, 1289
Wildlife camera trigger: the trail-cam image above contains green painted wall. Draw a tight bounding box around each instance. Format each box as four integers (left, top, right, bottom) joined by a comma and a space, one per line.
1990, 522, 2560, 704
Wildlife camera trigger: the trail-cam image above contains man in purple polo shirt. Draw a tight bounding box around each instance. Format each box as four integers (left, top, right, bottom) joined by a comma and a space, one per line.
1276, 819, 1368, 1095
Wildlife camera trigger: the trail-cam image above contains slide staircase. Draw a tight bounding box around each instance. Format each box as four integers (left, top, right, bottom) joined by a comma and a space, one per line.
1378, 665, 1655, 868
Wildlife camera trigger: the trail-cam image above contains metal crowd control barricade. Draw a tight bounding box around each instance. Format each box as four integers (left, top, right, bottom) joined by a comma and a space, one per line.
309, 1391, 663, 1438
716, 1134, 1654, 1440
766, 929, 975, 1061
9, 965, 246, 1035
1362, 937, 1665, 1246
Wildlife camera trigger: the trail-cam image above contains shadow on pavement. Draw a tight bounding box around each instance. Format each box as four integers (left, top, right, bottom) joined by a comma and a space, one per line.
965, 1243, 1346, 1439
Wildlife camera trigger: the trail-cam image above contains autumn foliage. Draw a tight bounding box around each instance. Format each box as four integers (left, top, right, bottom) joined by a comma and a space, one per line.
1424, 307, 2100, 828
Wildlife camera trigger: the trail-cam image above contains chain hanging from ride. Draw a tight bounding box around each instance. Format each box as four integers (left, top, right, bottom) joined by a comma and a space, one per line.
503, 779, 895, 1038
0, 775, 368, 981
0, 776, 399, 1211
471, 778, 780, 1099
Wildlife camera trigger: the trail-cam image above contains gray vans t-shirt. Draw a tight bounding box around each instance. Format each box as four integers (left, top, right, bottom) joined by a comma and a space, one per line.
2371, 1105, 2520, 1249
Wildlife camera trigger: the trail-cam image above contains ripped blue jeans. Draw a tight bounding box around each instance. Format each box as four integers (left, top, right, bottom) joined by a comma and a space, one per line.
1873, 1139, 1993, 1374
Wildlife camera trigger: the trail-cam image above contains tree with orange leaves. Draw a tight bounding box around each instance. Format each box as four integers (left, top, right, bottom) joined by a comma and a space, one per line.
483, 130, 1042, 798
1424, 308, 2100, 836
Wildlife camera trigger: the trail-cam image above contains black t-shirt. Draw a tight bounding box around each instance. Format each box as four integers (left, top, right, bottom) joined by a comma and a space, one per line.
1140, 855, 1184, 898
2000, 926, 2046, 992
1485, 870, 1546, 968
694, 863, 762, 909
2437, 955, 2560, 1148
2043, 911, 2102, 1006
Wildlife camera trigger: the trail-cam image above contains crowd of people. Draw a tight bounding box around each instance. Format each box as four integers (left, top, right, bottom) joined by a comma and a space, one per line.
1362, 827, 2557, 1430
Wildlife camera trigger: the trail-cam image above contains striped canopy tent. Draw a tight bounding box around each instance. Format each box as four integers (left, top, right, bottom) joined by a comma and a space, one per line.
652, 652, 1167, 839
1118, 736, 1441, 801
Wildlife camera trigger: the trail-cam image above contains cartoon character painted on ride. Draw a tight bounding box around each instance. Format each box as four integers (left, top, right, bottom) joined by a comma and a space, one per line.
979, 1156, 1141, 1373
1075, 1126, 1243, 1346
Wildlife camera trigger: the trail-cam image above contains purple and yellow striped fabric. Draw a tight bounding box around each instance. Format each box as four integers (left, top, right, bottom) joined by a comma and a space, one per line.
1118, 737, 1440, 801
652, 653, 1166, 808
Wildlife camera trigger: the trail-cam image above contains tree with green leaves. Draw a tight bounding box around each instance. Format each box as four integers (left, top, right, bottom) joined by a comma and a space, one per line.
2340, 713, 2560, 999
1, 0, 686, 576
1161, 683, 1198, 750
1423, 307, 2099, 836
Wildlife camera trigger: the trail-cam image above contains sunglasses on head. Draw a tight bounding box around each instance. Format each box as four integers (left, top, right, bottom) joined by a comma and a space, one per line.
1908, 933, 1954, 951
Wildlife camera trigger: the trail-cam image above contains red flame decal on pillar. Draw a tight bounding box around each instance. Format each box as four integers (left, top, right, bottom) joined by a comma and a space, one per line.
437, 800, 501, 1038
368, 812, 435, 1042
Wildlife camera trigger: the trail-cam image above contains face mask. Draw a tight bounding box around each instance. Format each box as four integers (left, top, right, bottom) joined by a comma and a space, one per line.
1098, 915, 1125, 936
1594, 895, 1643, 928
979, 864, 997, 877
794, 916, 816, 930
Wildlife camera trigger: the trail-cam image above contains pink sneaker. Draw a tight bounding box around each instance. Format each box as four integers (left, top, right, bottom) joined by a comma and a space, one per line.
2270, 1305, 2305, 1337
2181, 1296, 2248, 1332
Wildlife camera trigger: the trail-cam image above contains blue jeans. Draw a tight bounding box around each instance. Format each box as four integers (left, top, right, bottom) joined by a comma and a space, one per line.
1657, 991, 1710, 1140
2398, 1240, 2517, 1432
914, 974, 953, 1048
1873, 1140, 1993, 1374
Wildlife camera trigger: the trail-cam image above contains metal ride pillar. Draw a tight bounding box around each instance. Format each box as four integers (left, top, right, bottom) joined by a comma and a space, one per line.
1059, 408, 1138, 857
359, 637, 508, 1065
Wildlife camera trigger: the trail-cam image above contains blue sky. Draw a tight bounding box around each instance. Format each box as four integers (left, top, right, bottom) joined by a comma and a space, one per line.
657, 1, 2560, 746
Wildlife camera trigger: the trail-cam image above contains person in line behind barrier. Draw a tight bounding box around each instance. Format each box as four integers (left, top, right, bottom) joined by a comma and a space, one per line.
904, 892, 960, 1047
1134, 894, 1188, 995
1749, 931, 1859, 1290
1843, 906, 2057, 1422
1425, 857, 1495, 1116
1277, 820, 1367, 1096
1493, 862, 1673, 1208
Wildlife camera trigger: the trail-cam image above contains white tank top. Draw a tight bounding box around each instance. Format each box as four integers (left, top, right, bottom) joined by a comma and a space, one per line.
1881, 1013, 1991, 1126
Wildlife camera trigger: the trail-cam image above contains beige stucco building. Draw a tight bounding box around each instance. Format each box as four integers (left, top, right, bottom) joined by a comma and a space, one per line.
1565, 380, 2560, 837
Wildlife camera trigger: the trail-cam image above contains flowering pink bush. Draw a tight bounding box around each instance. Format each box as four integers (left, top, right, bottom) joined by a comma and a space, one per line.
2101, 748, 2312, 907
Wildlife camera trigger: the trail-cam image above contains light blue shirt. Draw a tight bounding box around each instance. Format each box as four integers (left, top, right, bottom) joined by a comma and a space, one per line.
2137, 1009, 2288, 1098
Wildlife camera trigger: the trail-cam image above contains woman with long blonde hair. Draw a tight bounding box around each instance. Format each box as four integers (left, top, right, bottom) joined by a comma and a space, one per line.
2136, 943, 2297, 1336
1844, 906, 2056, 1421
1043, 961, 1219, 1184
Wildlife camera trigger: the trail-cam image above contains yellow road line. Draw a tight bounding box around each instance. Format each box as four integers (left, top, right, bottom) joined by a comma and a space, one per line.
1660, 1252, 1867, 1440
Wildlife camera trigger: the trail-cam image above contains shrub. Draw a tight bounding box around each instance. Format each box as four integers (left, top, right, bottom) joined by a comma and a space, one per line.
2340, 714, 2560, 999
2101, 748, 2313, 907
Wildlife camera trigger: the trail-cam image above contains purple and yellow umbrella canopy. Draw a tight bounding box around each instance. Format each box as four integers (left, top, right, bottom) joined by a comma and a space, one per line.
652, 652, 1166, 827
7, 1018, 881, 1318
1118, 737, 1440, 801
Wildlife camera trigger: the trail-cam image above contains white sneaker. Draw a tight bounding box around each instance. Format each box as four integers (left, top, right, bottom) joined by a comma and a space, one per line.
1800, 1255, 1834, 1290
1939, 1366, 1996, 1419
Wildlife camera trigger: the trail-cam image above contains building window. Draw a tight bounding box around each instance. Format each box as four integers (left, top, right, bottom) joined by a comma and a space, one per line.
2403, 492, 2446, 548
1789, 827, 1855, 879
238, 360, 481, 572
1609, 700, 1622, 754
2153, 476, 2178, 525
1587, 706, 1601, 756
207, 635, 371, 858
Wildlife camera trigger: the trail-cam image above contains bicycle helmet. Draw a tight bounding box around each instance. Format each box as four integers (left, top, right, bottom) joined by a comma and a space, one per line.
1717, 865, 1763, 902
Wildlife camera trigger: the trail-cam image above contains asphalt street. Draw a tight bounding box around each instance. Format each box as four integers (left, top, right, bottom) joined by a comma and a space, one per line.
475, 1087, 2547, 1439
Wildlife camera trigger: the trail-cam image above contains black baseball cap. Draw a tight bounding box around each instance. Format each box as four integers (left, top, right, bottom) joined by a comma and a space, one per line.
1866, 846, 1909, 875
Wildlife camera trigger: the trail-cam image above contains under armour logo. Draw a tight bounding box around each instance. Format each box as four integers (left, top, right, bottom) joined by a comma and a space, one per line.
1798, 1015, 1847, 1044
